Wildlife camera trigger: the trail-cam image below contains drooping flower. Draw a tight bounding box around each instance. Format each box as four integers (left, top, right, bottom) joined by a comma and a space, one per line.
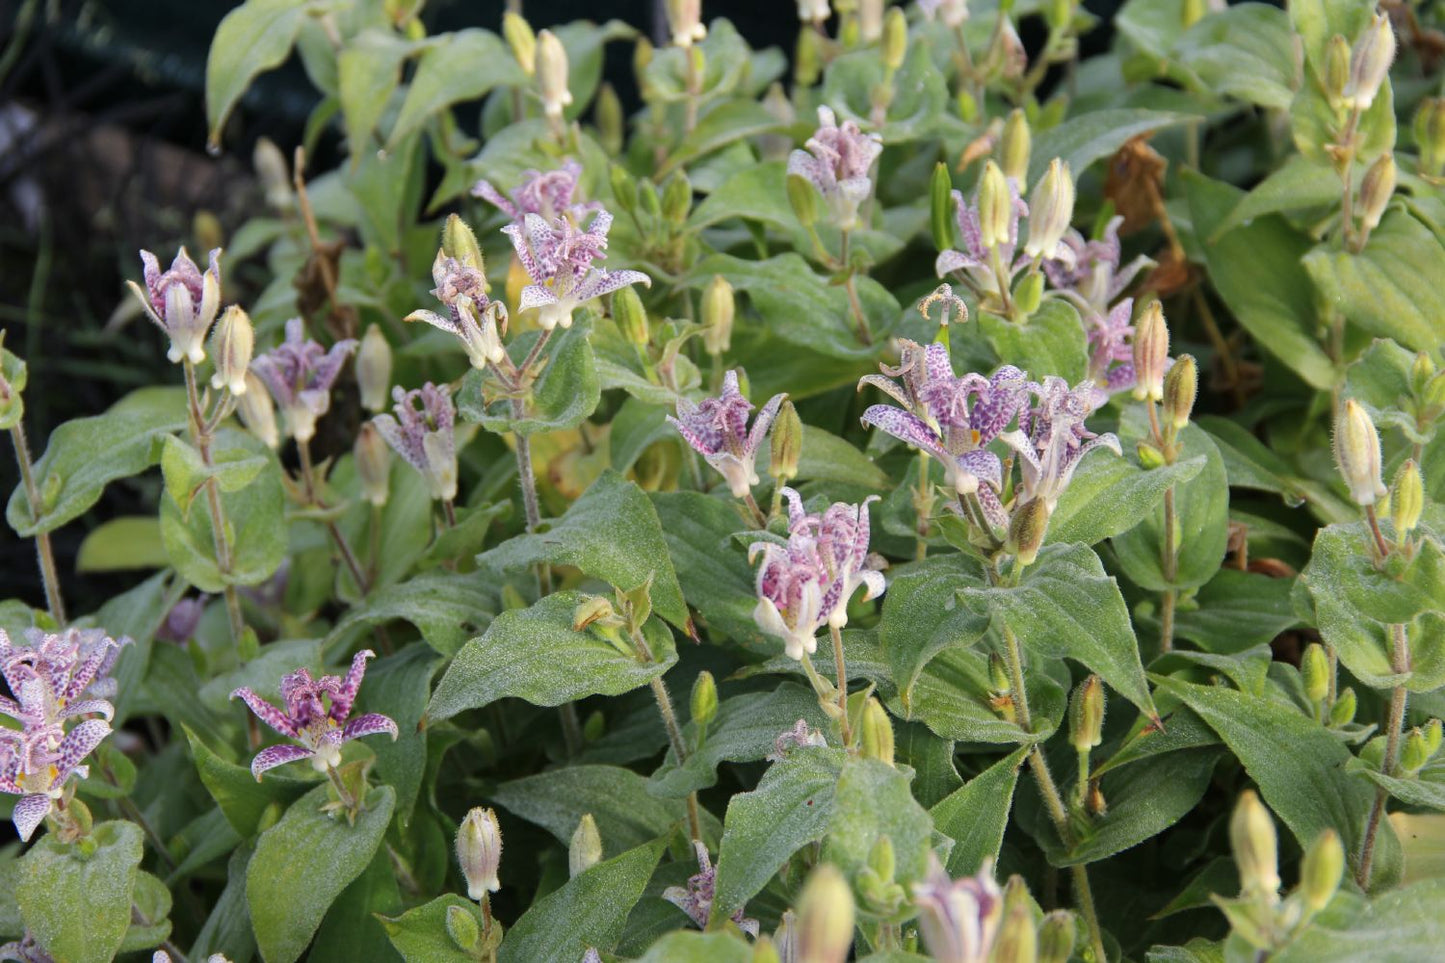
668, 370, 785, 498
249, 318, 358, 444
912, 857, 1004, 963
935, 178, 1030, 306
787, 106, 883, 231
405, 251, 509, 370
127, 247, 222, 364
1001, 376, 1121, 511
503, 210, 651, 330
372, 383, 458, 502
471, 160, 594, 224
663, 841, 761, 937
784, 489, 886, 629
1041, 216, 1152, 317
230, 650, 398, 779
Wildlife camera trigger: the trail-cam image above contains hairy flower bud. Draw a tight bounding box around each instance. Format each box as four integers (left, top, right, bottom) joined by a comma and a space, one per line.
930, 162, 955, 252
1230, 790, 1280, 902
882, 7, 907, 68
355, 422, 391, 508
663, 171, 692, 226
666, 0, 706, 47
573, 596, 617, 631
1324, 34, 1351, 105
1013, 270, 1044, 316
1163, 354, 1198, 430
1415, 98, 1445, 177
457, 807, 503, 899
1301, 643, 1329, 705
356, 324, 393, 414
610, 165, 639, 214
1024, 159, 1074, 259
1037, 911, 1076, 963
236, 370, 279, 449
1331, 686, 1357, 725
787, 172, 820, 228
691, 671, 718, 729
1300, 829, 1344, 914
989, 653, 1011, 695
1068, 675, 1104, 751
796, 864, 854, 963
1006, 496, 1050, 566
1000, 110, 1031, 186
1402, 727, 1431, 775
1391, 459, 1423, 538
770, 400, 803, 483
1425, 718, 1443, 757
596, 82, 624, 155
860, 697, 895, 766
1345, 13, 1395, 111
702, 275, 735, 355
442, 214, 485, 271
504, 11, 537, 75
978, 161, 1011, 250
613, 286, 650, 349
1131, 301, 1169, 403
1333, 399, 1386, 506
569, 813, 603, 877
209, 305, 253, 396
536, 30, 573, 119
1358, 153, 1396, 235
993, 880, 1036, 963
446, 904, 480, 952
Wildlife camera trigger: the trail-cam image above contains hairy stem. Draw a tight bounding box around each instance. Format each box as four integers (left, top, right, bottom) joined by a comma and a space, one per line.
829, 623, 853, 746
8, 421, 66, 625
1359, 623, 1410, 890
634, 626, 703, 841
297, 438, 371, 594
183, 361, 246, 645
743, 491, 768, 528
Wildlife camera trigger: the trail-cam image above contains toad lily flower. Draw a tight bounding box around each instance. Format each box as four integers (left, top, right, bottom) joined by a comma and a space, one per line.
406, 250, 508, 369
472, 160, 594, 224
1042, 216, 1152, 317
787, 106, 883, 231
230, 650, 398, 779
1, 627, 131, 704
783, 488, 886, 629
1083, 299, 1139, 402
669, 370, 785, 498
912, 856, 1004, 963
503, 210, 650, 330
128, 247, 222, 364
1002, 376, 1121, 512
935, 176, 1030, 308
373, 383, 458, 502
250, 318, 358, 444
663, 841, 761, 937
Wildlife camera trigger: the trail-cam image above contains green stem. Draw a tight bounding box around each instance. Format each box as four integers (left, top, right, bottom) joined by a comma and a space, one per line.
634, 626, 703, 842
183, 361, 245, 646
829, 623, 852, 746
1358, 623, 1410, 890
8, 422, 66, 625
297, 438, 371, 595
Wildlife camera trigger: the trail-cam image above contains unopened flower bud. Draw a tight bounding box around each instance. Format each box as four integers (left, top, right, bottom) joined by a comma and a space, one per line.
1006, 496, 1050, 566
356, 324, 393, 413
1160, 353, 1197, 430
795, 864, 854, 963
596, 82, 624, 155
795, 25, 823, 85
1230, 790, 1280, 902
1425, 718, 1443, 757
1402, 727, 1431, 775
1024, 159, 1074, 259
1069, 675, 1104, 751
702, 275, 735, 355
1300, 829, 1344, 914
1323, 33, 1351, 105
355, 422, 391, 508
1038, 911, 1076, 963
1013, 270, 1043, 316
504, 11, 537, 75
787, 172, 820, 228
1411, 351, 1437, 395
1132, 301, 1169, 402
978, 161, 1011, 250
857, 0, 884, 42
536, 30, 573, 119
442, 213, 485, 270
570, 813, 603, 877
1427, 371, 1445, 415
1345, 13, 1395, 111
989, 653, 1011, 695
860, 698, 895, 766
1391, 460, 1423, 537
751, 936, 783, 963
770, 400, 803, 483
797, 0, 831, 26
662, 171, 692, 225
1333, 399, 1386, 506
209, 305, 253, 396
1331, 687, 1357, 725
1001, 109, 1031, 185
691, 670, 718, 728
957, 89, 979, 123
666, 0, 706, 47
610, 165, 639, 214
253, 137, 293, 212
457, 807, 503, 899
613, 286, 650, 349
573, 596, 617, 631
634, 35, 655, 79
236, 370, 279, 449
992, 894, 1036, 963
1358, 153, 1396, 235
1414, 98, 1445, 176
446, 904, 480, 952
1301, 643, 1329, 705
882, 7, 907, 69
930, 162, 955, 252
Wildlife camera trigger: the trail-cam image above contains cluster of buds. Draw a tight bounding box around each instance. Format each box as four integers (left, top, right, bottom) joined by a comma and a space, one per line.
663, 841, 761, 936
669, 370, 785, 500
249, 318, 358, 445
1213, 791, 1344, 951
750, 489, 885, 660
787, 106, 883, 232
0, 628, 130, 841
230, 650, 397, 780
372, 383, 459, 504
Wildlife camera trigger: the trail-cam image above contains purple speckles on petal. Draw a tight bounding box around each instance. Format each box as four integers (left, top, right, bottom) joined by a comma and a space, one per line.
250, 744, 314, 780
11, 794, 51, 842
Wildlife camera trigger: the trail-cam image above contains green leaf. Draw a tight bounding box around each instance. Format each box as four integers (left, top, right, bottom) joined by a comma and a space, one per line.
891, 646, 1066, 745
931, 747, 1028, 876
381, 895, 488, 963
688, 161, 795, 231
1347, 737, 1445, 812
1209, 154, 1342, 241
1170, 569, 1301, 654
822, 757, 936, 897
7, 387, 187, 537
118, 870, 172, 953
456, 323, 601, 437
651, 491, 766, 650
479, 470, 689, 629
1161, 678, 1402, 890
1173, 4, 1297, 110
1344, 338, 1437, 445
1146, 938, 1226, 963
1047, 452, 1204, 548
358, 646, 438, 828
1302, 212, 1445, 355
879, 554, 990, 702
1289, 0, 1373, 80
633, 931, 753, 963
425, 592, 677, 724
309, 848, 403, 963
337, 31, 417, 156
1184, 171, 1337, 390
978, 300, 1089, 386
185, 726, 316, 838
16, 821, 143, 963
386, 28, 525, 148
190, 844, 257, 963
160, 433, 267, 518
247, 784, 396, 963
755, 424, 891, 490
0, 342, 26, 431
962, 543, 1158, 721
1197, 415, 1353, 521
1291, 71, 1395, 168
895, 720, 963, 808
205, 0, 310, 145
659, 101, 785, 176
711, 747, 846, 924
493, 765, 713, 857
1027, 109, 1190, 186
329, 569, 498, 658
75, 516, 168, 572
1271, 879, 1445, 962
821, 41, 948, 143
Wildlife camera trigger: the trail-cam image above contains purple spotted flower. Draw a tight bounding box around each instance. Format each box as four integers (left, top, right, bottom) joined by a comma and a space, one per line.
472, 160, 595, 224
787, 106, 883, 230
230, 650, 398, 780
1042, 216, 1152, 316
250, 318, 357, 444
405, 250, 508, 369
127, 247, 222, 365
1083, 299, 1139, 403
663, 841, 761, 937
1001, 376, 1121, 511
912, 856, 1004, 963
668, 370, 785, 498
765, 718, 828, 761
372, 383, 458, 502
935, 179, 1030, 308
503, 210, 650, 330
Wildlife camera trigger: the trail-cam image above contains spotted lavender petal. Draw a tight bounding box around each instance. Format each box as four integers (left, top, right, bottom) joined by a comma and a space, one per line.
0, 715, 112, 841
503, 210, 650, 330
250, 318, 357, 444
668, 370, 785, 499
935, 181, 1029, 303
127, 247, 222, 364
1001, 376, 1121, 510
230, 650, 398, 779
0, 628, 127, 716
803, 493, 886, 628
471, 160, 596, 223
1083, 298, 1138, 403
857, 340, 955, 414
373, 383, 458, 502
405, 250, 508, 369
912, 856, 1004, 963
1042, 216, 1152, 315
662, 841, 761, 937
787, 105, 883, 230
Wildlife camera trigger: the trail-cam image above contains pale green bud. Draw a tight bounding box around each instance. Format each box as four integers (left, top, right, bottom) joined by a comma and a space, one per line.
1001, 109, 1031, 185
978, 161, 1011, 250
1302, 643, 1330, 706
882, 7, 907, 69
1414, 98, 1445, 176
1131, 301, 1170, 403
1068, 675, 1105, 751
253, 137, 293, 212
1180, 0, 1205, 28
1391, 460, 1423, 537
796, 864, 854, 963
1163, 354, 1198, 430
457, 807, 503, 899
569, 813, 603, 876
1345, 13, 1396, 111
859, 0, 884, 42
991, 895, 1037, 963
662, 171, 692, 226
613, 286, 650, 349
1006, 496, 1051, 566
1333, 399, 1386, 507
209, 305, 253, 396
930, 162, 955, 252
787, 172, 820, 228
573, 596, 617, 631
503, 11, 537, 75
795, 25, 823, 86
1300, 829, 1344, 914
1358, 153, 1396, 235
442, 213, 485, 270
770, 400, 803, 483
355, 422, 391, 508
691, 671, 718, 728
702, 275, 735, 355
1402, 727, 1431, 775
1013, 270, 1043, 316
1024, 158, 1075, 260
1331, 687, 1357, 726
536, 30, 573, 119
1038, 911, 1076, 963
610, 164, 639, 214
236, 370, 279, 449
445, 904, 480, 952
1425, 718, 1443, 757
1230, 790, 1280, 902
356, 324, 393, 413
860, 697, 895, 766
596, 82, 624, 156
1324, 34, 1351, 106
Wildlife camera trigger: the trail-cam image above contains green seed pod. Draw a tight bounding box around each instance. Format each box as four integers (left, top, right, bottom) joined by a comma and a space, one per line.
1163, 354, 1198, 431
612, 286, 650, 349
702, 274, 736, 356
691, 670, 718, 728
569, 813, 603, 877
1068, 675, 1105, 751
1301, 644, 1330, 706
930, 162, 956, 252
1137, 441, 1166, 469
956, 89, 978, 123
770, 400, 803, 483
860, 697, 895, 766
787, 172, 820, 228
1331, 687, 1357, 726
1230, 790, 1280, 902
1391, 460, 1423, 537
1006, 496, 1051, 566
1300, 829, 1344, 914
